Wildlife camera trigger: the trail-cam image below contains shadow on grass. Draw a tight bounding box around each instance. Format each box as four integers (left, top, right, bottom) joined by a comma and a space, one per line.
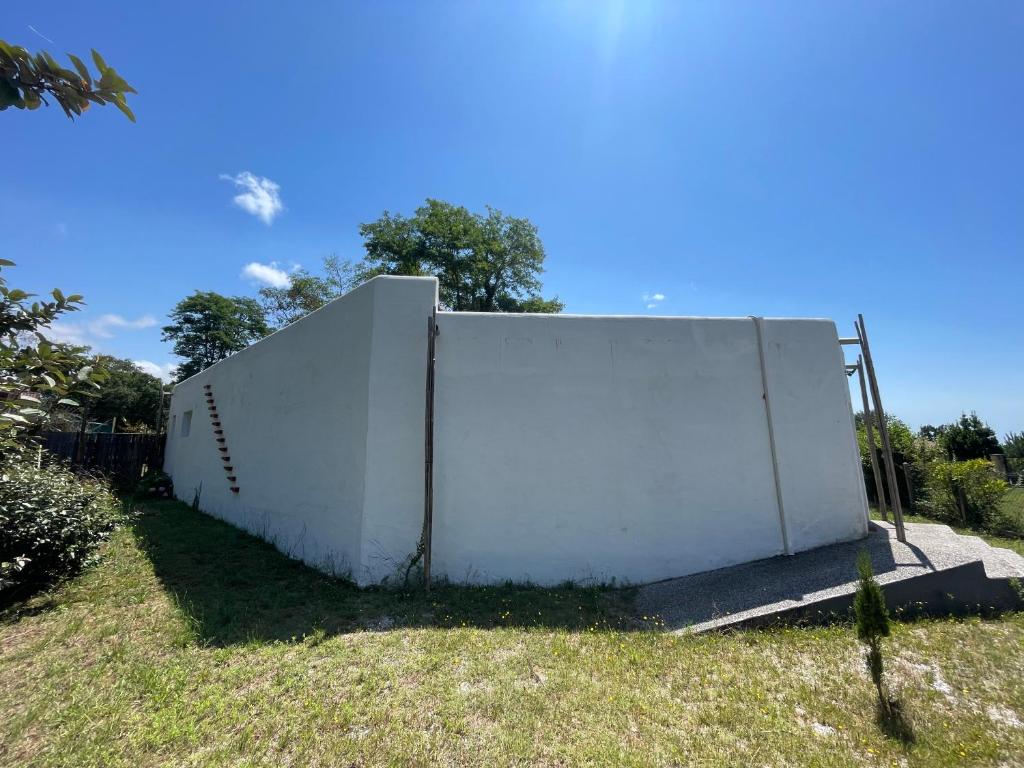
131, 500, 640, 646
876, 697, 915, 745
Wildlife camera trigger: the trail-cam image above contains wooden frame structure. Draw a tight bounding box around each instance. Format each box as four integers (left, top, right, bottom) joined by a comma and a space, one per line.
840, 314, 906, 542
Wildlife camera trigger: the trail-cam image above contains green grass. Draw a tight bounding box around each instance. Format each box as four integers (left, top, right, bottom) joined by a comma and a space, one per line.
997, 487, 1024, 533
2, 501, 1024, 766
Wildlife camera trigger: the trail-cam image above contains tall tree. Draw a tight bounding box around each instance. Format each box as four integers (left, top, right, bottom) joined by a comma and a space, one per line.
1004, 431, 1024, 459
0, 41, 136, 121
86, 356, 163, 431
162, 292, 269, 381
359, 199, 563, 312
941, 412, 1001, 461
257, 256, 356, 328
917, 424, 946, 442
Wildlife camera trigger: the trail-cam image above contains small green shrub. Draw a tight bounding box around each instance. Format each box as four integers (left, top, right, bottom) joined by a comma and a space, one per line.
854, 550, 890, 706
0, 448, 122, 599
923, 459, 1007, 530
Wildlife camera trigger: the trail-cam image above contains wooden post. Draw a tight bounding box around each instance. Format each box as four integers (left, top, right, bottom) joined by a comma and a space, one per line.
856, 357, 887, 522
856, 314, 906, 543
74, 402, 89, 465
422, 308, 438, 591
156, 383, 166, 436
990, 453, 1008, 481
902, 462, 914, 512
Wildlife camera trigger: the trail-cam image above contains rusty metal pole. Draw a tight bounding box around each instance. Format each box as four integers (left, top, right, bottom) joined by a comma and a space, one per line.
422, 308, 438, 591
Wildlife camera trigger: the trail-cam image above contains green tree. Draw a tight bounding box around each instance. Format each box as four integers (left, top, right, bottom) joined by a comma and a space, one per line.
854, 550, 891, 711
359, 199, 563, 312
0, 260, 104, 448
855, 413, 915, 466
86, 356, 163, 431
1003, 431, 1024, 460
162, 292, 269, 381
258, 255, 356, 328
918, 424, 946, 442
941, 412, 1001, 461
0, 41, 136, 121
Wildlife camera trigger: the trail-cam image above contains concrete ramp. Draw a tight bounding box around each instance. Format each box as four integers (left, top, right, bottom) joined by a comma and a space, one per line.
635, 522, 1024, 633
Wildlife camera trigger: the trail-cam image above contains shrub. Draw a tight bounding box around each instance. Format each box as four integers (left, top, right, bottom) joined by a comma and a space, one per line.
924, 459, 1007, 530
854, 551, 890, 708
0, 448, 122, 599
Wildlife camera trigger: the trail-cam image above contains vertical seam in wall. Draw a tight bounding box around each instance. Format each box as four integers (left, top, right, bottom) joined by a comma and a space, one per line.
355, 287, 377, 582
752, 316, 791, 555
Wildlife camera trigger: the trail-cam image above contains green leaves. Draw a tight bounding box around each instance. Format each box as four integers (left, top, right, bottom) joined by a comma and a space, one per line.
358, 199, 562, 313
925, 459, 1008, 530
68, 54, 91, 85
0, 449, 121, 594
0, 39, 136, 122
91, 48, 107, 72
0, 261, 97, 447
163, 292, 271, 380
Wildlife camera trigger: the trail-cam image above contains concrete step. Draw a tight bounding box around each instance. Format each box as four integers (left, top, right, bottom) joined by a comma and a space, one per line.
988, 547, 1024, 578
635, 521, 1024, 633
949, 533, 1024, 579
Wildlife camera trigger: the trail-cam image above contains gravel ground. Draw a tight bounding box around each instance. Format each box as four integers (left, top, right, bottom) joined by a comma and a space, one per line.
635, 521, 1024, 632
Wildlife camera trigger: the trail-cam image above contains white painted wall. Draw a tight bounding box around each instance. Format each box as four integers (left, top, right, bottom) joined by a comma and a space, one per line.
163, 276, 438, 584
165, 277, 867, 588
430, 313, 868, 585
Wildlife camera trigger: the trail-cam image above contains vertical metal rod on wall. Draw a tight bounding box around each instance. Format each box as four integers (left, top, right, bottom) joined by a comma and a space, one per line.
856, 314, 906, 543
422, 307, 438, 591
856, 357, 888, 523
751, 316, 791, 555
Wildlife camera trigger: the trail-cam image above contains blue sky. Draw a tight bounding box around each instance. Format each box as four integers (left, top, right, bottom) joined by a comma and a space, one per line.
4, 1, 1022, 436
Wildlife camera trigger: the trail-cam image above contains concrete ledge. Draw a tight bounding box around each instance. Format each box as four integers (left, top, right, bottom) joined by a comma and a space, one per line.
634, 521, 1024, 633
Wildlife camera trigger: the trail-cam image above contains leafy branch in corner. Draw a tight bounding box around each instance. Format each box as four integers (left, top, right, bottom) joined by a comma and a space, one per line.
0, 41, 136, 121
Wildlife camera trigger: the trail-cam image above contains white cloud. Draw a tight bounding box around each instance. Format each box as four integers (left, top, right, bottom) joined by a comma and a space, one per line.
43, 313, 156, 346
241, 261, 292, 288
43, 321, 89, 345
642, 292, 666, 310
89, 313, 157, 338
220, 171, 284, 225
134, 360, 177, 382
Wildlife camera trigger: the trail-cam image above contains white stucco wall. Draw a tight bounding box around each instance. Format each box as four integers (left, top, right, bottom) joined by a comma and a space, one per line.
165, 277, 867, 588
163, 276, 437, 583
430, 313, 868, 585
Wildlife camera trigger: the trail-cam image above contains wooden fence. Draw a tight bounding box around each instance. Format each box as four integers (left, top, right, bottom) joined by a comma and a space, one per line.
42, 432, 166, 484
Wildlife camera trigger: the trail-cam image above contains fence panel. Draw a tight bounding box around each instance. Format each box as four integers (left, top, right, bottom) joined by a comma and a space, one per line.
42, 432, 166, 484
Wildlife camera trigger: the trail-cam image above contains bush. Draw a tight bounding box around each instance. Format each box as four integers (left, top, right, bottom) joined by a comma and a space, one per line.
0, 448, 123, 599
854, 550, 890, 707
924, 459, 1007, 530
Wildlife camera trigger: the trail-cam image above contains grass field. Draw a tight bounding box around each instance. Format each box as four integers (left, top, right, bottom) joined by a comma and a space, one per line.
2, 500, 1023, 767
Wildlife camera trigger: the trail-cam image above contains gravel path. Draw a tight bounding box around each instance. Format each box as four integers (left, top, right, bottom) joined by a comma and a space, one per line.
634, 521, 1024, 632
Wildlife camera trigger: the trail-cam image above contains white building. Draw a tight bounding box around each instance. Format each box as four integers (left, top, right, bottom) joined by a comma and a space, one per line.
163, 276, 868, 586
